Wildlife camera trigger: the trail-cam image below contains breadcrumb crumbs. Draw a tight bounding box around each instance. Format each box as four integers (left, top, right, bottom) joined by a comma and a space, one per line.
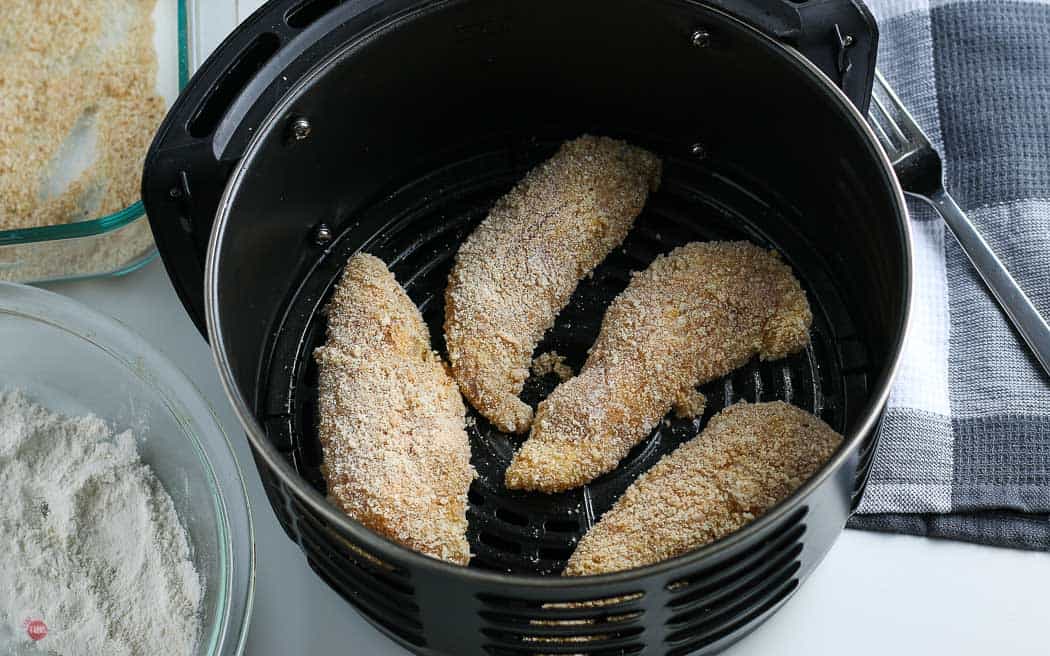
531, 351, 574, 382
0, 1, 165, 281
672, 388, 707, 419
0, 1, 165, 229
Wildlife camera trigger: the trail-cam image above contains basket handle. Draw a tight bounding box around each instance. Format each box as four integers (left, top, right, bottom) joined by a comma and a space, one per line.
705, 0, 878, 113
143, 0, 417, 335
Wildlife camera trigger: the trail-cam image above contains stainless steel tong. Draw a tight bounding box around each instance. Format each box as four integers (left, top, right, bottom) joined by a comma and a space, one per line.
868, 70, 1050, 377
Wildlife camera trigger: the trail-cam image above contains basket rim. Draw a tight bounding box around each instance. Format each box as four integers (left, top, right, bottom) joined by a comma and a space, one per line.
203, 2, 912, 588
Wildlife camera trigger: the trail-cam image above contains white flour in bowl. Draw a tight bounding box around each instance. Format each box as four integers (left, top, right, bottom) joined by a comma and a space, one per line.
0, 390, 202, 655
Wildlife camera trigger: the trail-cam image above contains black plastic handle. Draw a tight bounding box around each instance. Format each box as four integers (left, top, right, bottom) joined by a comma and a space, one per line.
705, 0, 877, 112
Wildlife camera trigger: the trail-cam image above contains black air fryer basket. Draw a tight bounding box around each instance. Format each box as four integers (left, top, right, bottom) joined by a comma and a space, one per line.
143, 1, 912, 654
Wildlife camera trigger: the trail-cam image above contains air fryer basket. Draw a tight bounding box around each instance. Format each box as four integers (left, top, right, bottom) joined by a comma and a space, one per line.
143, 1, 910, 654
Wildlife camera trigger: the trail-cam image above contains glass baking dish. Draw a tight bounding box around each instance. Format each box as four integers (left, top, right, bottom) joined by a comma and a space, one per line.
0, 1, 190, 283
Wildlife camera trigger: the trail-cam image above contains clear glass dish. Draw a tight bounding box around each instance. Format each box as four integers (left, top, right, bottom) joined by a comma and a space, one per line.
0, 1, 190, 284
0, 282, 254, 655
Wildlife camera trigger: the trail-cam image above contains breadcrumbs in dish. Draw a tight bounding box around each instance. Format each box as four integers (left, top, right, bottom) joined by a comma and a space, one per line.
0, 1, 165, 281
0, 1, 166, 230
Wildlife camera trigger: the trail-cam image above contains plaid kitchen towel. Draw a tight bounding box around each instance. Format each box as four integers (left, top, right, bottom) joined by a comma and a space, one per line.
848, 0, 1050, 550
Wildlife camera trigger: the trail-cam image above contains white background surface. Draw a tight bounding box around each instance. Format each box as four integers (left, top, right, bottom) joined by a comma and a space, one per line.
44, 2, 1050, 654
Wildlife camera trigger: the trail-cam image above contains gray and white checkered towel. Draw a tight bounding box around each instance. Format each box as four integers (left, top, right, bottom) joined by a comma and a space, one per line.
848, 0, 1050, 550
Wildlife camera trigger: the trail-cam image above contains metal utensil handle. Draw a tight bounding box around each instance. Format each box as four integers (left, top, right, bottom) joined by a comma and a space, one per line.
924, 189, 1050, 377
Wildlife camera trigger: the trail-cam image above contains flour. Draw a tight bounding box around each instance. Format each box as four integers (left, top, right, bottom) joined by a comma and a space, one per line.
0, 390, 203, 655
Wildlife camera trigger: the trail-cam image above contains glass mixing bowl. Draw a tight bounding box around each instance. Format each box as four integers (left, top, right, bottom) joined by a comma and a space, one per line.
0, 283, 254, 655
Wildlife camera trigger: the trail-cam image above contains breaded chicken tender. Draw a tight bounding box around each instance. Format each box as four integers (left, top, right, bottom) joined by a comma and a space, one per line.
506, 241, 812, 492
445, 135, 661, 434
315, 254, 475, 565
564, 402, 841, 575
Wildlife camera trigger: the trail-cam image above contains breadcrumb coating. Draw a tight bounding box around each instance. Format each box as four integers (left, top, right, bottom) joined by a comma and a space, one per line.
531, 351, 574, 382
672, 388, 708, 419
445, 135, 661, 434
506, 241, 812, 492
564, 402, 842, 576
315, 254, 475, 565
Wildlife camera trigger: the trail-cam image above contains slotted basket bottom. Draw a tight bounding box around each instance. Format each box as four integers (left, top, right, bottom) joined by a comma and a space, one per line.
260, 137, 871, 576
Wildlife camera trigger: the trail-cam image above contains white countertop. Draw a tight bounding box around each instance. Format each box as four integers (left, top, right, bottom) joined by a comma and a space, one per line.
46, 261, 1050, 655
40, 2, 1049, 652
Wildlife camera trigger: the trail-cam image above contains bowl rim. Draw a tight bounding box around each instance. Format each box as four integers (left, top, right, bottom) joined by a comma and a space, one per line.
204, 2, 912, 587
0, 281, 256, 655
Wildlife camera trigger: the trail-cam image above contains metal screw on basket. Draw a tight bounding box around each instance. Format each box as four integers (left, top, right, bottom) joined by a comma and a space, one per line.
314, 223, 333, 246
290, 117, 312, 141
691, 29, 710, 48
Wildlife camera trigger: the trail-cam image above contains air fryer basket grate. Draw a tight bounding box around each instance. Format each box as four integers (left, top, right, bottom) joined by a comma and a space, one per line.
259, 136, 872, 577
